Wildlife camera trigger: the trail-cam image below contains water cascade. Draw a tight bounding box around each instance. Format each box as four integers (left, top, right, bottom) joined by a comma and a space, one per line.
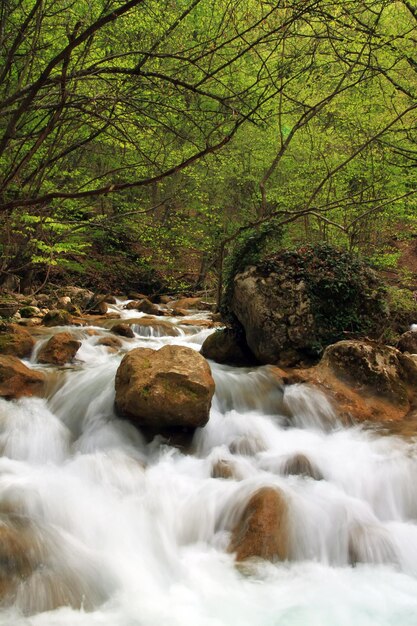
1, 300, 417, 625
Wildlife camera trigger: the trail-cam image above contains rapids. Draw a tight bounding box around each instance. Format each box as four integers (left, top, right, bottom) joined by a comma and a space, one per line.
1, 300, 417, 625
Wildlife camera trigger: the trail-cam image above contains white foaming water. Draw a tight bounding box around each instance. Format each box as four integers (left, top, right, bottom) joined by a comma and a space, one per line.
1, 302, 417, 624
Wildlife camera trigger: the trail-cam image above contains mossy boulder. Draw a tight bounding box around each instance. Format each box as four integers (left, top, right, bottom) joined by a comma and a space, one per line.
229, 244, 388, 365
42, 310, 73, 327
115, 345, 215, 433
0, 324, 35, 358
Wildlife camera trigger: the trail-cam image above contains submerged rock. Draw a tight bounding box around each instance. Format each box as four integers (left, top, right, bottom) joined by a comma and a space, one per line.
38, 332, 81, 366
115, 345, 215, 432
229, 487, 289, 562
282, 453, 323, 480
0, 323, 35, 358
0, 356, 45, 399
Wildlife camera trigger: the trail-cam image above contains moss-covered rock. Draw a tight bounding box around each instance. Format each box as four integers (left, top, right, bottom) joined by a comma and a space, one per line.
0, 324, 35, 358
42, 310, 73, 327
229, 244, 388, 365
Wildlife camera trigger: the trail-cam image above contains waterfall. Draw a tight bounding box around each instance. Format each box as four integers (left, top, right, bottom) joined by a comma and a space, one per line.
1, 302, 417, 625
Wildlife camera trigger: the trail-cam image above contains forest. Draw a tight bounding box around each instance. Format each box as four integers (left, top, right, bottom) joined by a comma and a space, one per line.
1, 0, 417, 297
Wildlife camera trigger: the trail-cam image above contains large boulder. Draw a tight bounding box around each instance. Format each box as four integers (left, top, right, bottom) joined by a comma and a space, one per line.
229, 487, 289, 562
201, 328, 255, 366
0, 324, 35, 358
321, 340, 417, 406
229, 244, 387, 366
295, 339, 417, 425
37, 332, 81, 366
0, 356, 45, 399
115, 345, 215, 432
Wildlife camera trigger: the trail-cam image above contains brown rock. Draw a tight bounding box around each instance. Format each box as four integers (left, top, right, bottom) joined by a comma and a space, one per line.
112, 324, 135, 338
170, 297, 204, 310
115, 345, 215, 432
229, 487, 289, 562
229, 436, 266, 456
293, 340, 417, 424
201, 328, 255, 366
397, 330, 417, 354
282, 453, 322, 480
96, 336, 122, 349
159, 295, 173, 305
0, 524, 33, 600
0, 323, 35, 358
211, 459, 237, 480
0, 356, 45, 399
322, 340, 417, 406
43, 310, 73, 327
129, 317, 179, 337
38, 332, 81, 366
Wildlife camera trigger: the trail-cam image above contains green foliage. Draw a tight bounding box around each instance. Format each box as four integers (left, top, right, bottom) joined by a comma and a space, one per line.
220, 219, 283, 323
386, 286, 417, 335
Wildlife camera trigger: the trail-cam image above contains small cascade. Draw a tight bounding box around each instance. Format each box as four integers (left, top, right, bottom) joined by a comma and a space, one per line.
1, 299, 417, 624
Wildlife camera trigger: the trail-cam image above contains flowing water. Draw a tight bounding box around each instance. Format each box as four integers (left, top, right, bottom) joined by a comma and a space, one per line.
1, 301, 417, 625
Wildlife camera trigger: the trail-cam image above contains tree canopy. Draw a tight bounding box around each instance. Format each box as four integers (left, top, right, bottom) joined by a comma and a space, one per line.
1, 0, 417, 293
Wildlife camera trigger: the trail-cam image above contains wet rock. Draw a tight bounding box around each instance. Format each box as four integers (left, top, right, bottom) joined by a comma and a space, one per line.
43, 310, 73, 327
322, 340, 417, 406
103, 295, 117, 305
115, 345, 215, 432
229, 436, 266, 456
127, 292, 148, 300
229, 487, 289, 562
201, 328, 255, 366
38, 332, 81, 366
137, 299, 162, 316
96, 336, 122, 349
170, 297, 207, 311
397, 330, 417, 354
124, 298, 161, 316
348, 523, 398, 566
0, 524, 34, 600
211, 459, 237, 480
129, 317, 180, 337
111, 323, 135, 338
282, 453, 322, 480
0, 323, 35, 358
0, 355, 45, 399
159, 295, 173, 305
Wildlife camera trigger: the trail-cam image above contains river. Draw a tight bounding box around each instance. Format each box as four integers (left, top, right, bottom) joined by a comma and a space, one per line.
1, 300, 417, 625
